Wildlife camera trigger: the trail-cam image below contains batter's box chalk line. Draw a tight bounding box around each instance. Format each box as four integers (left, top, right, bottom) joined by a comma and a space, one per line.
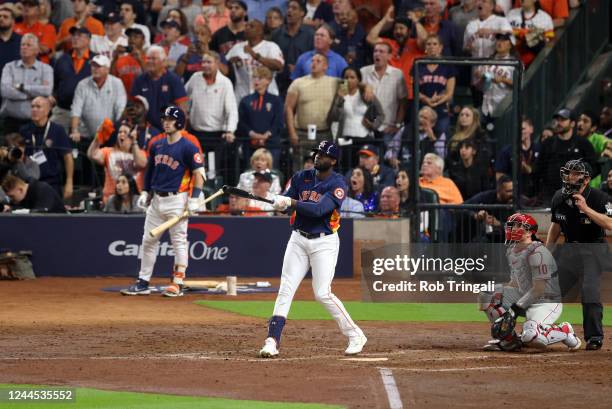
379, 368, 403, 409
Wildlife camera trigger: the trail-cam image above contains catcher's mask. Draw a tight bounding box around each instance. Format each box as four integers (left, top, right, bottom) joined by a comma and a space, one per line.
560, 159, 591, 196
504, 213, 538, 246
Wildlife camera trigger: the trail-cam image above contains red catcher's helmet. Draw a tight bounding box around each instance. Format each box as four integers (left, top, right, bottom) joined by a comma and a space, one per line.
504, 213, 538, 245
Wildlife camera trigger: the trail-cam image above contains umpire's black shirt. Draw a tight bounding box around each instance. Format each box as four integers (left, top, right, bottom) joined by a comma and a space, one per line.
551, 186, 611, 243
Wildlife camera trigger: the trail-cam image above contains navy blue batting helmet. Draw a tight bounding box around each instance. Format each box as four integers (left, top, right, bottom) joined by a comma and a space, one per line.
312, 140, 339, 159
161, 105, 186, 130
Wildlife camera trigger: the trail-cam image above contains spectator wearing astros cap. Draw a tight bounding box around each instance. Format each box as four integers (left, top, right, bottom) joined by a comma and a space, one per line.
111, 27, 146, 97
57, 0, 104, 53
354, 144, 395, 191
50, 26, 94, 135
90, 12, 128, 60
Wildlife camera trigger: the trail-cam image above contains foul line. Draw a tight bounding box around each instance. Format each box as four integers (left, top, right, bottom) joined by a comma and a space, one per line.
384, 361, 583, 373
379, 368, 403, 409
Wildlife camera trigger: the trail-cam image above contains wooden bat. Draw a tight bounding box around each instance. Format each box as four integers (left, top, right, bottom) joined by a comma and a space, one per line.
149, 188, 225, 238
184, 280, 256, 288
222, 185, 274, 204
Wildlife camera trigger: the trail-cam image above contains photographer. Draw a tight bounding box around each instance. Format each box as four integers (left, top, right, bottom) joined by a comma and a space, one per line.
0, 133, 40, 183
1, 173, 65, 213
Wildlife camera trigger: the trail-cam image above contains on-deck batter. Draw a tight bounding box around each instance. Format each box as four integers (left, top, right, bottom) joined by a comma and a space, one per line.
479, 213, 581, 351
259, 140, 367, 358
121, 106, 205, 297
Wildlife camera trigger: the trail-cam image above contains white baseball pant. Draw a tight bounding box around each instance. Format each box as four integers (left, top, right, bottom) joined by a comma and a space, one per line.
273, 231, 363, 338
138, 192, 189, 282
521, 303, 576, 347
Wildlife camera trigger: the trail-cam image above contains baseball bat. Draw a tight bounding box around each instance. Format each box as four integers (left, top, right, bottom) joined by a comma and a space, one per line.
222, 185, 274, 204
148, 188, 225, 238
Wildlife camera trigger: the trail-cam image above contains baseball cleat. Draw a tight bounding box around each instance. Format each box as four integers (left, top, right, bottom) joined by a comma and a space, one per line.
483, 338, 522, 352
259, 337, 279, 358
585, 338, 602, 351
482, 339, 502, 351
345, 334, 367, 355
560, 322, 581, 351
162, 283, 184, 297
120, 279, 151, 296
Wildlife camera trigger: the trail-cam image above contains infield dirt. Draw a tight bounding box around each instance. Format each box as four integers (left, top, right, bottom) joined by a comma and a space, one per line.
1, 277, 610, 409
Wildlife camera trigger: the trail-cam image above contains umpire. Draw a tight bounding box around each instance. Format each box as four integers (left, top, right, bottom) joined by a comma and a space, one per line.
546, 159, 612, 350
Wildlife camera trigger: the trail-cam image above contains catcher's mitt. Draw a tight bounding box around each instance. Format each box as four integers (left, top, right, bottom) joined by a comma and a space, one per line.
491, 309, 516, 340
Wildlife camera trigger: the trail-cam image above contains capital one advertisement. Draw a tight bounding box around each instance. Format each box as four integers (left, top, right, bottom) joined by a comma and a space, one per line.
0, 215, 353, 277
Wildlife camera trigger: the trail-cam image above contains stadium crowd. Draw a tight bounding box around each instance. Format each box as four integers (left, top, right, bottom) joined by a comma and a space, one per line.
0, 0, 609, 238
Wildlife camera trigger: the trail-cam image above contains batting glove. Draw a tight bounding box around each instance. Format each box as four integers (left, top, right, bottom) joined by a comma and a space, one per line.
136, 192, 149, 210
188, 191, 205, 215
272, 195, 292, 211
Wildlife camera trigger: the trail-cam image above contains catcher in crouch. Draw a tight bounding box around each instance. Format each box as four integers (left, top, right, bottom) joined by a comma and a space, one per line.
478, 213, 582, 352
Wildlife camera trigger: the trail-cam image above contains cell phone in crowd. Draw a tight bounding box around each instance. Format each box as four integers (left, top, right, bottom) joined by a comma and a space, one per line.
341, 80, 348, 94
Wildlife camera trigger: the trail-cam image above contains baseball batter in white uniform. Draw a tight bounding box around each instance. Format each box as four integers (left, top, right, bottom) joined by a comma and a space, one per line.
258, 141, 367, 357
121, 106, 205, 297
479, 213, 582, 351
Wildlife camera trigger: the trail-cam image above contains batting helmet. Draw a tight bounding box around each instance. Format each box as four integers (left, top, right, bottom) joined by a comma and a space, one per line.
504, 213, 538, 246
161, 105, 186, 130
312, 140, 339, 159
560, 159, 592, 196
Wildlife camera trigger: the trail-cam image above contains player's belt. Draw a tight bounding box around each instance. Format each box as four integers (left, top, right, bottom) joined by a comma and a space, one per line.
155, 191, 180, 197
295, 229, 333, 240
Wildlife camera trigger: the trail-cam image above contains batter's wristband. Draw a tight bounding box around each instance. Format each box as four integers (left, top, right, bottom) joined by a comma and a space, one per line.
191, 187, 202, 198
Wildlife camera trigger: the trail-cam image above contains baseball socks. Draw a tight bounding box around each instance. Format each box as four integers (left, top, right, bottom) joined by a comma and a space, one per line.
162, 266, 185, 297
259, 316, 285, 357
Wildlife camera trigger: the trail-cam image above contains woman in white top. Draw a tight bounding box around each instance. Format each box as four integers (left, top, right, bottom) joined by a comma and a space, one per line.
236, 148, 282, 194
506, 0, 554, 66
327, 67, 385, 171
476, 33, 516, 119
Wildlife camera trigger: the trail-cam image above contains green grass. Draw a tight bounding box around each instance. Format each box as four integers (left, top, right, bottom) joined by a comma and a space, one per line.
196, 300, 612, 325
0, 385, 343, 409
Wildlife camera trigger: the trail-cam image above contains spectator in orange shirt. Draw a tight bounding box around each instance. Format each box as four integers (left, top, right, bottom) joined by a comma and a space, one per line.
14, 0, 56, 64
87, 120, 147, 203
111, 27, 146, 97
512, 0, 569, 28
418, 152, 463, 204
57, 0, 104, 52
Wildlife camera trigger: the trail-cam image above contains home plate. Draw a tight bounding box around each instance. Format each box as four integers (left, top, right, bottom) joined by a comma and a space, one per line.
340, 357, 389, 362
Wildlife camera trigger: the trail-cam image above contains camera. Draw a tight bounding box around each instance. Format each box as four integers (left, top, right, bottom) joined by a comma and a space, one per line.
8, 147, 22, 161
0, 146, 22, 164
